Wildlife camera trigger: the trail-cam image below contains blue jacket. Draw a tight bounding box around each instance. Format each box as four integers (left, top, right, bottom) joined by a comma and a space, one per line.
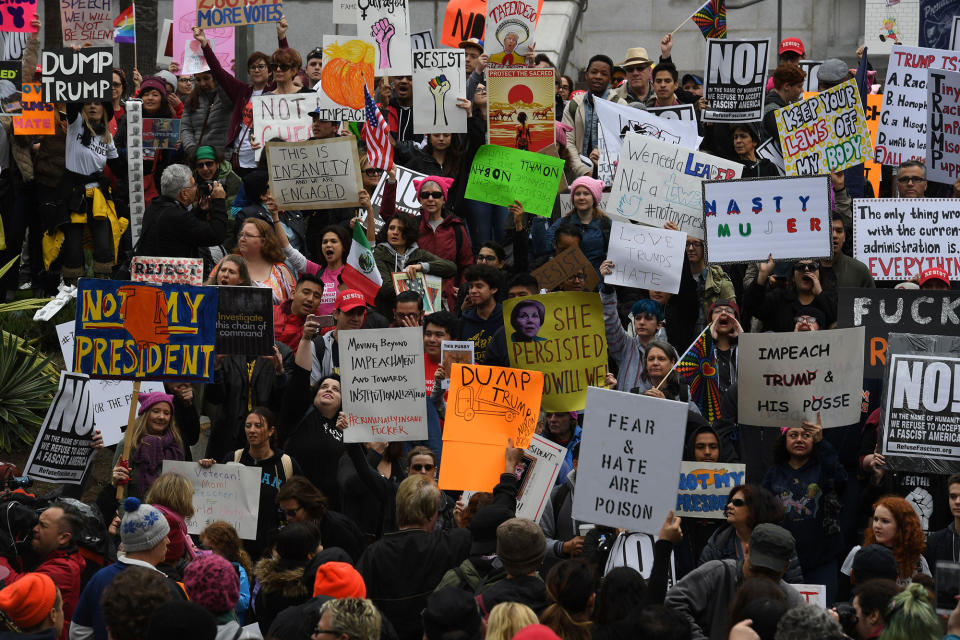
546, 214, 611, 270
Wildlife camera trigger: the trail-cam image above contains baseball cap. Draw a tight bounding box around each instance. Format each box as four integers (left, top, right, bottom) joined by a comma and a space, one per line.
778, 38, 805, 56
748, 524, 795, 573
919, 267, 950, 288
458, 38, 484, 52
336, 289, 366, 312
681, 73, 703, 86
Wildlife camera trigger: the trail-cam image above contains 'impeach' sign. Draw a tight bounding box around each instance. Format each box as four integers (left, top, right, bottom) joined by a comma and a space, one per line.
74, 279, 218, 382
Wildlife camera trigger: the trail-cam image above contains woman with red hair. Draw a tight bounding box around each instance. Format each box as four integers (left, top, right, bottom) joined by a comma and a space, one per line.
841, 496, 930, 586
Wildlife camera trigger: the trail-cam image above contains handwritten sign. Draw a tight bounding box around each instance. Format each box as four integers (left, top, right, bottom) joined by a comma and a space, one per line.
316, 34, 373, 122
516, 434, 566, 523
196, 0, 283, 28
738, 327, 865, 428
486, 67, 554, 151
412, 49, 466, 134
648, 104, 697, 122
162, 460, 261, 539
410, 29, 434, 50
441, 0, 486, 48
0, 0, 36, 33
927, 69, 960, 183
852, 198, 960, 280
702, 175, 831, 264
333, 0, 357, 23
265, 138, 362, 210
530, 245, 599, 292
676, 461, 746, 519
799, 60, 822, 92
595, 97, 700, 157
13, 83, 54, 135
340, 327, 427, 442
608, 133, 742, 239
40, 47, 113, 103
24, 373, 94, 485
74, 279, 219, 382
573, 387, 688, 534
504, 292, 607, 412
252, 93, 321, 160
464, 144, 563, 217
795, 584, 827, 608
131, 257, 203, 286
60, 0, 116, 46
357, 0, 411, 76
605, 222, 686, 294
774, 79, 872, 175
702, 38, 771, 123
173, 0, 235, 76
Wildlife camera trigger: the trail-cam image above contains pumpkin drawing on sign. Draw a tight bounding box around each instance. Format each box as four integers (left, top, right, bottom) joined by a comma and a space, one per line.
322, 39, 376, 109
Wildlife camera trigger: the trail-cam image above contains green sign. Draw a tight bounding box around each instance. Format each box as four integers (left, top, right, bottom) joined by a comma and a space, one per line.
464, 145, 564, 217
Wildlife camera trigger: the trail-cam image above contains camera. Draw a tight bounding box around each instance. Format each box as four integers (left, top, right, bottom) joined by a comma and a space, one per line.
835, 602, 858, 636
198, 180, 215, 198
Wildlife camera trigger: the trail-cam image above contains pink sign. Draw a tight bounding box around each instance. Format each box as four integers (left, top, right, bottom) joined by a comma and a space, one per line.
0, 0, 38, 33
173, 0, 235, 76
131, 256, 204, 286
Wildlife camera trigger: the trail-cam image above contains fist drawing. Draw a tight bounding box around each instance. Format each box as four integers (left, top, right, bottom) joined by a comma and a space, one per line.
371, 18, 395, 69
429, 74, 451, 126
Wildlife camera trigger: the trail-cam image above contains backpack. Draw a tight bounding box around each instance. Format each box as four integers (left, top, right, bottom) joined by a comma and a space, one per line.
233, 449, 293, 480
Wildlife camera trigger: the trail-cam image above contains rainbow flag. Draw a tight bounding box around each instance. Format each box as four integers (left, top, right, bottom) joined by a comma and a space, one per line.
692, 0, 726, 39
113, 5, 136, 44
675, 326, 723, 422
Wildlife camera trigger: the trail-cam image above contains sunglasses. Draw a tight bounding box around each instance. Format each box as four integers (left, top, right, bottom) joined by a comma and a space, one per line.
196, 160, 217, 168
111, 82, 123, 88
794, 263, 819, 272
270, 63, 293, 71
363, 167, 384, 177
411, 463, 435, 472
729, 498, 746, 507
420, 190, 444, 200
896, 176, 926, 184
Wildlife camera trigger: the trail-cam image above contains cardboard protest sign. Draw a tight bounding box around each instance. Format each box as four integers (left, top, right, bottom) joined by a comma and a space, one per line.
702, 175, 832, 264
60, 0, 116, 46
216, 286, 274, 356
927, 69, 960, 183
464, 145, 563, 217
516, 434, 566, 523
440, 363, 544, 490
340, 327, 427, 442
316, 34, 374, 122
356, 0, 411, 76
196, 0, 283, 29
504, 292, 607, 412
40, 47, 113, 103
530, 245, 599, 292
125, 101, 146, 247
162, 461, 261, 539
879, 332, 960, 473
799, 60, 821, 93
54, 322, 164, 447
485, 0, 538, 67
607, 133, 742, 239
265, 138, 363, 210
573, 387, 688, 534
738, 327, 865, 428
131, 257, 203, 286
604, 222, 686, 294
440, 340, 473, 389
648, 104, 697, 122
412, 49, 466, 134
486, 68, 554, 152
74, 279, 219, 382
0, 61, 21, 113
702, 38, 770, 123
774, 79, 872, 175
851, 198, 960, 280
441, 0, 485, 47
595, 96, 700, 157
252, 93, 321, 159
143, 119, 181, 151
334, 0, 357, 23
371, 164, 428, 215
24, 373, 94, 485
676, 461, 746, 519
410, 29, 434, 50
173, 0, 235, 76
864, 0, 918, 56
13, 83, 54, 135
0, 0, 36, 33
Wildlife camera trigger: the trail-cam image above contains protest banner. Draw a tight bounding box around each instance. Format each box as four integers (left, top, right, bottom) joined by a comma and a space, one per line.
515, 434, 566, 523
738, 327, 865, 428
464, 144, 563, 217
852, 198, 960, 280
55, 322, 164, 447
391, 272, 442, 312
13, 83, 54, 135
755, 137, 786, 175
142, 119, 181, 151
795, 585, 828, 608
595, 96, 700, 158
0, 61, 21, 113
196, 0, 283, 29
702, 38, 770, 123
125, 100, 146, 247
864, 0, 919, 55
799, 60, 821, 92
371, 164, 428, 215
879, 332, 960, 474
530, 245, 600, 292
648, 104, 697, 122
604, 222, 686, 294
410, 29, 434, 49
485, 0, 538, 67
173, 0, 235, 76
340, 327, 427, 442
216, 286, 274, 356
927, 69, 960, 183
440, 340, 474, 389
315, 34, 373, 121
486, 68, 554, 152
252, 93, 322, 160
702, 175, 831, 264
675, 461, 746, 519
334, 0, 357, 23
266, 139, 362, 210
0, 0, 36, 33
40, 47, 113, 103
573, 387, 687, 534
504, 292, 607, 412
439, 363, 544, 491
162, 460, 261, 539
412, 49, 466, 134
74, 279, 219, 382
357, 0, 411, 76
131, 257, 203, 286
774, 79, 872, 175
60, 0, 115, 46
440, 0, 485, 47
607, 132, 742, 239
157, 19, 174, 68
24, 372, 95, 485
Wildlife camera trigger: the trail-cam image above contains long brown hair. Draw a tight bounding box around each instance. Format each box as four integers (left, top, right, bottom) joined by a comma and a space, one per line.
200, 520, 253, 578
236, 217, 285, 264
863, 496, 926, 579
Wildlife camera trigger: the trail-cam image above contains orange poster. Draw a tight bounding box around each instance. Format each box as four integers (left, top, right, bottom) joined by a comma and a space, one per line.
486, 67, 554, 152
14, 83, 55, 136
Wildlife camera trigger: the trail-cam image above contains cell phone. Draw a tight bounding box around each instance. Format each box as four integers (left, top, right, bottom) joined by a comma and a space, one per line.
306, 314, 336, 328
935, 560, 960, 614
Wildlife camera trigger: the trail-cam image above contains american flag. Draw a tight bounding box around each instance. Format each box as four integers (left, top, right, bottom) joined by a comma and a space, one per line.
362, 85, 393, 170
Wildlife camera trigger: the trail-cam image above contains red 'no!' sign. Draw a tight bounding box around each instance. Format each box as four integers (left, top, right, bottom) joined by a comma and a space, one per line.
441, 0, 544, 49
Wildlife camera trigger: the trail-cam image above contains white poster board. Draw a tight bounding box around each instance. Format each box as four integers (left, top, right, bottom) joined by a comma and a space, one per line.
702, 175, 832, 264
251, 93, 322, 160
572, 387, 688, 535
334, 0, 357, 23
412, 49, 466, 134
516, 434, 566, 523
340, 327, 428, 442
676, 461, 746, 519
648, 104, 697, 122
737, 327, 866, 428
702, 38, 770, 123
604, 222, 686, 294
927, 68, 960, 183
864, 0, 919, 56
162, 460, 262, 539
410, 30, 435, 50
595, 96, 700, 157
125, 100, 145, 247
357, 0, 411, 76
371, 164, 428, 216
795, 584, 828, 608
24, 372, 95, 485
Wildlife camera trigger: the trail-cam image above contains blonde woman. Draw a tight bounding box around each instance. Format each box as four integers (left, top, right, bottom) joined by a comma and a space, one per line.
145, 472, 199, 567
486, 602, 539, 640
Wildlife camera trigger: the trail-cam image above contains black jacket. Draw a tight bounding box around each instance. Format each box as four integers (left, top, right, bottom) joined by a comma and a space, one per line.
338, 444, 404, 539
135, 194, 228, 258
925, 522, 960, 577
477, 575, 547, 617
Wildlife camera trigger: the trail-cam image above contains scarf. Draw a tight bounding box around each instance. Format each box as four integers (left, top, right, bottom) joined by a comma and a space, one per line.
581, 87, 610, 155
131, 429, 185, 496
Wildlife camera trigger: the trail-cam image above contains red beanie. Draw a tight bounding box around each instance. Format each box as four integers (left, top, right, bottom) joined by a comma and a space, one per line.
313, 561, 366, 598
0, 573, 57, 629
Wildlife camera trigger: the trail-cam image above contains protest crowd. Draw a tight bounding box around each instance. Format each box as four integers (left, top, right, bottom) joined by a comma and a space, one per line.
7, 1, 960, 640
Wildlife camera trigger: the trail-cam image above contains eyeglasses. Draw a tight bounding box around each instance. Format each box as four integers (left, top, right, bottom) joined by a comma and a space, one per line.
729, 498, 746, 507
111, 82, 123, 88
249, 63, 268, 71
239, 232, 262, 240
794, 262, 819, 272
411, 463, 435, 472
476, 254, 498, 263
363, 168, 384, 177
419, 191, 444, 200
896, 175, 926, 184
271, 63, 293, 71
794, 316, 819, 325
685, 241, 704, 249
475, 87, 487, 94
196, 160, 217, 169
283, 506, 302, 518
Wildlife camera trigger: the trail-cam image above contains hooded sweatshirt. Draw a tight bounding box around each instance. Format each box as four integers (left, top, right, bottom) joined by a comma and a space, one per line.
459, 304, 504, 364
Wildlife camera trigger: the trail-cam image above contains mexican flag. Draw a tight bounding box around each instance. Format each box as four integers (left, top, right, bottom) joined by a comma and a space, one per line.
342, 222, 383, 304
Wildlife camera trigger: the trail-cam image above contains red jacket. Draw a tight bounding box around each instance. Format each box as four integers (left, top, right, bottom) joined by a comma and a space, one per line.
7, 547, 86, 640
273, 300, 305, 351
417, 214, 473, 309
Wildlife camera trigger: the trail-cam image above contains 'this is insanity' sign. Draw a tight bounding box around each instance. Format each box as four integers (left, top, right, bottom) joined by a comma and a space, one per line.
40, 47, 113, 103
702, 38, 770, 123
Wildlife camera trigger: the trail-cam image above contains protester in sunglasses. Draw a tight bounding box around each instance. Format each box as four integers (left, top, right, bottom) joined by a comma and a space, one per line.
265, 48, 312, 97
276, 475, 366, 562
190, 145, 241, 209
745, 255, 835, 332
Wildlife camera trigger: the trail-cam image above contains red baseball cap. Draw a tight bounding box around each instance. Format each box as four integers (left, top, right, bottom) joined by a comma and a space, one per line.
778, 38, 805, 56
919, 267, 950, 288
335, 289, 366, 312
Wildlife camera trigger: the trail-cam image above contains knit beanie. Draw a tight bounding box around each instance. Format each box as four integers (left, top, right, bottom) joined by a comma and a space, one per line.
137, 392, 175, 417
312, 561, 366, 598
152, 504, 191, 563
120, 497, 170, 553
146, 601, 217, 640
0, 573, 57, 629
138, 76, 168, 98
496, 517, 546, 576
568, 176, 604, 207
413, 176, 456, 201
183, 553, 240, 614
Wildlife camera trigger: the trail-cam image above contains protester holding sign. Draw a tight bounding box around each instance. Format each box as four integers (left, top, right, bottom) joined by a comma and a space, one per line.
762, 63, 806, 141
546, 176, 610, 271
731, 123, 779, 177
744, 256, 836, 332
372, 207, 457, 286
114, 76, 180, 204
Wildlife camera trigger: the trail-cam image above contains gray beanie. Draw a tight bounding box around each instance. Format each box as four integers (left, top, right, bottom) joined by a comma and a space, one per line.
496, 517, 546, 575
120, 497, 170, 553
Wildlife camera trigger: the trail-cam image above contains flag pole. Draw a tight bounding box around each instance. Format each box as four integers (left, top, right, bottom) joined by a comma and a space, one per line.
670, 13, 694, 36
655, 321, 713, 391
